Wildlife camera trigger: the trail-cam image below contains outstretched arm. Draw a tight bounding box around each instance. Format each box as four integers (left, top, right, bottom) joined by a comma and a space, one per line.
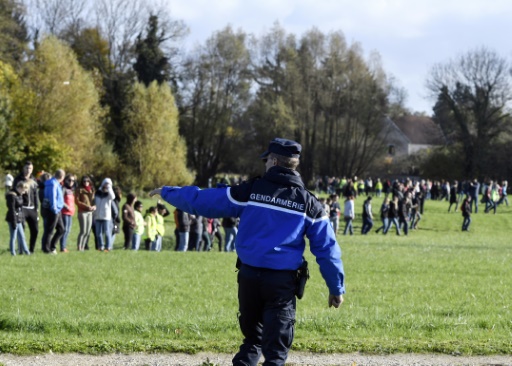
149, 185, 244, 219
149, 188, 162, 197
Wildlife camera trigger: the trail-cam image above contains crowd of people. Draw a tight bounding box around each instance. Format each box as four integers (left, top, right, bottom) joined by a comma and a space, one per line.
3, 162, 509, 256
316, 176, 509, 236
3, 161, 239, 256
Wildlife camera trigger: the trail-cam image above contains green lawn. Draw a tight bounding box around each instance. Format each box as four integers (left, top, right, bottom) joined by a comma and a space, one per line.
0, 190, 511, 355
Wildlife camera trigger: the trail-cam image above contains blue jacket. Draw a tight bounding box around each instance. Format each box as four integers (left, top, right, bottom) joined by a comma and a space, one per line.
44, 177, 64, 214
161, 166, 345, 295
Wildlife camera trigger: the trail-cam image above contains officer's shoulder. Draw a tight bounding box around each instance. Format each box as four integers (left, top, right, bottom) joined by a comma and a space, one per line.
233, 176, 261, 190
246, 176, 261, 185
301, 188, 326, 215
229, 176, 261, 200
303, 187, 321, 202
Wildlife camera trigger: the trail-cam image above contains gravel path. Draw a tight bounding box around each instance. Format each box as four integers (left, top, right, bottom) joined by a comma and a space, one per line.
0, 352, 511, 365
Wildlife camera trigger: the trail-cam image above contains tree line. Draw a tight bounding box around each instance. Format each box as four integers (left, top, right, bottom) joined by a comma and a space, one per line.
1, 0, 512, 190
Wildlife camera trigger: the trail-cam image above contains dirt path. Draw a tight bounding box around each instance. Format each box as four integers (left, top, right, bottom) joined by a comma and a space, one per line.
0, 352, 511, 365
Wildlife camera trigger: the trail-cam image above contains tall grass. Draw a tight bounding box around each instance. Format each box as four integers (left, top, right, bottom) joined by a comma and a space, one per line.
0, 190, 511, 355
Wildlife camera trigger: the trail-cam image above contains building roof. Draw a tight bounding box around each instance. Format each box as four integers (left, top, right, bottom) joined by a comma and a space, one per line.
393, 115, 446, 145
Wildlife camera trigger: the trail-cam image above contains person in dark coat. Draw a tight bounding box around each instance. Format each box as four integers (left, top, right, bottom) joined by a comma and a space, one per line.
6, 181, 31, 256
461, 196, 472, 231
448, 181, 459, 212
122, 193, 137, 250
176, 209, 190, 251
12, 161, 39, 253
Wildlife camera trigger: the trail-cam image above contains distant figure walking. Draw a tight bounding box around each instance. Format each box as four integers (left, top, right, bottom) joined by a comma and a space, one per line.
461, 196, 472, 231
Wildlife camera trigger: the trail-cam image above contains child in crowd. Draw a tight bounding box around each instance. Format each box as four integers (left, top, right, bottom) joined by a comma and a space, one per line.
132, 201, 145, 250
153, 206, 166, 251
144, 206, 157, 250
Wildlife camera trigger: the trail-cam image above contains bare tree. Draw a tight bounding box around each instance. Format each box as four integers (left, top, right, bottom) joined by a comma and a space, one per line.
23, 0, 188, 73
23, 0, 87, 38
92, 0, 187, 72
93, 0, 147, 71
427, 47, 512, 177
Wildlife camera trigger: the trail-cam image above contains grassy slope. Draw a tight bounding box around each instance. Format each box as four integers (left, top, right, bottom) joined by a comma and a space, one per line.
0, 190, 510, 355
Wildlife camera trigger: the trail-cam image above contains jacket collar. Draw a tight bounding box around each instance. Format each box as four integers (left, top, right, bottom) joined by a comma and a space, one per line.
264, 166, 305, 188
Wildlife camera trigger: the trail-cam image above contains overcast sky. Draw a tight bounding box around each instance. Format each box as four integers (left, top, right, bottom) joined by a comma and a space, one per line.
166, 0, 512, 114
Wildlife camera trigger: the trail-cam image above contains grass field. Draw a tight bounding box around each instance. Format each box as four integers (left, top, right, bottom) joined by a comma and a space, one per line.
0, 190, 511, 356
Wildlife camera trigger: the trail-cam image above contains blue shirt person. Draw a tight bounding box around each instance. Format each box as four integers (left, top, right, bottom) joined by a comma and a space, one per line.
40, 169, 66, 253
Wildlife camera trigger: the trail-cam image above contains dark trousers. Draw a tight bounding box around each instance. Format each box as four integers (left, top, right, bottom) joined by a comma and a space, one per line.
462, 216, 471, 231
92, 219, 98, 250
201, 231, 212, 251
399, 217, 409, 235
214, 230, 223, 251
361, 217, 373, 234
189, 231, 202, 251
122, 225, 134, 250
41, 209, 65, 252
22, 207, 39, 253
470, 195, 478, 213
419, 198, 425, 214
233, 264, 296, 366
174, 228, 179, 251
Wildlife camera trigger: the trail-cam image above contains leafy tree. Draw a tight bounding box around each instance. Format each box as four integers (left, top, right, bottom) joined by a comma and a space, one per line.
22, 36, 107, 174
243, 23, 299, 172
420, 146, 465, 180
0, 0, 29, 67
248, 25, 390, 184
0, 60, 29, 170
26, 0, 188, 167
63, 26, 111, 74
324, 46, 389, 178
241, 94, 296, 176
133, 14, 170, 86
96, 3, 186, 160
122, 81, 193, 190
427, 47, 512, 178
179, 26, 251, 185
60, 19, 135, 166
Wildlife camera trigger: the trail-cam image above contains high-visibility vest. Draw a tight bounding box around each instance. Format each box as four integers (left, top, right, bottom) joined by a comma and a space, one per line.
156, 213, 165, 236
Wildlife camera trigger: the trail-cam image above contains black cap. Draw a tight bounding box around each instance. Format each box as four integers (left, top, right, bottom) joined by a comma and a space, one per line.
260, 138, 302, 159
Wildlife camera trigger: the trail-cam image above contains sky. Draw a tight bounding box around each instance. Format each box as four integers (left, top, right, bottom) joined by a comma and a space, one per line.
165, 0, 512, 114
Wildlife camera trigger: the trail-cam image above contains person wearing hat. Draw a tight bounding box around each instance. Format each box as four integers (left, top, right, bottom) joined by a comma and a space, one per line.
150, 137, 345, 366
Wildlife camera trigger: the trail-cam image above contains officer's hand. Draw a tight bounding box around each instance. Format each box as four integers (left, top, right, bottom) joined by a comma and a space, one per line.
329, 294, 343, 308
149, 188, 162, 198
